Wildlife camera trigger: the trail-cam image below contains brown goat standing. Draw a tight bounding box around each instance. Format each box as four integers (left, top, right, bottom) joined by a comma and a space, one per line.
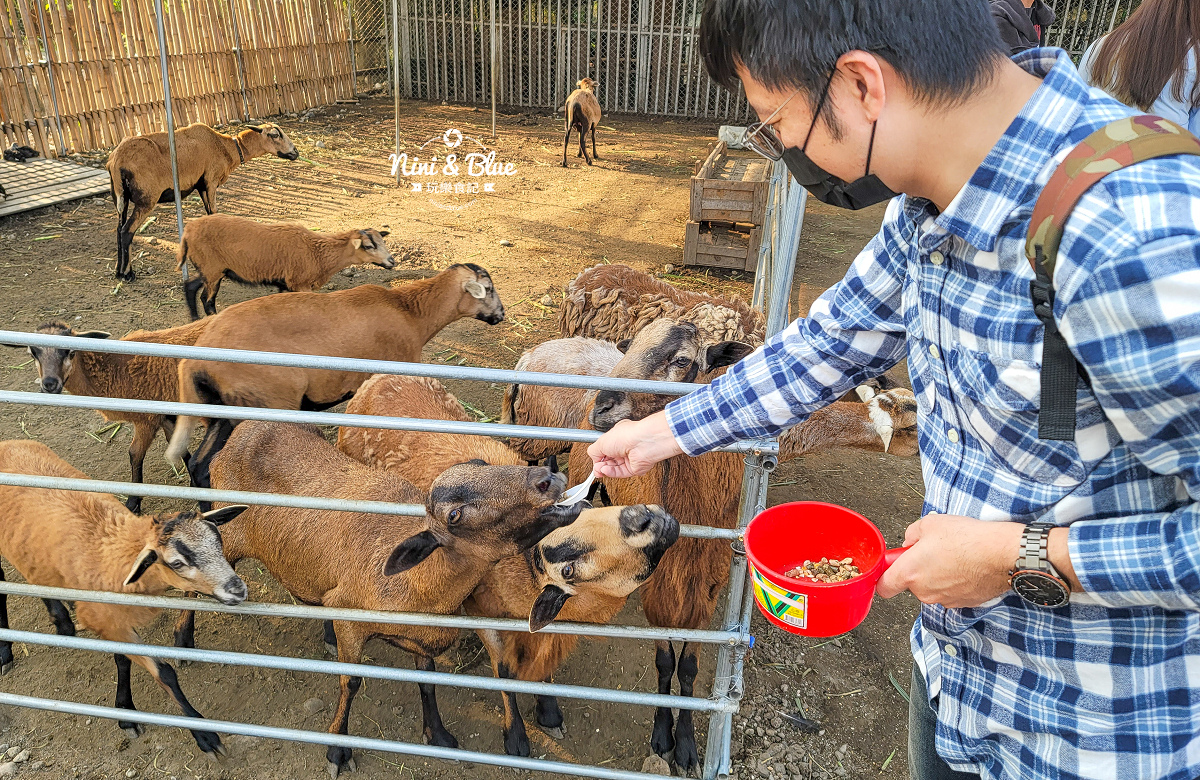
0, 440, 248, 758
562, 78, 601, 167
12, 318, 211, 513
106, 122, 299, 281
177, 214, 395, 319
195, 421, 582, 777
336, 374, 680, 757
163, 263, 505, 497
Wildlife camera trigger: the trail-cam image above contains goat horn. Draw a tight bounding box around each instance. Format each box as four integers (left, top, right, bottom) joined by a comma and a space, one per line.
878, 426, 894, 453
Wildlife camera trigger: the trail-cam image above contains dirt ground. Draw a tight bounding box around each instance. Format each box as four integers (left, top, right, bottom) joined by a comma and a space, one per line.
0, 97, 923, 780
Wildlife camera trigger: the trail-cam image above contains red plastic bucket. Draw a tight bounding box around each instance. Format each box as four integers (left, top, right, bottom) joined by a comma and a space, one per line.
744, 501, 906, 638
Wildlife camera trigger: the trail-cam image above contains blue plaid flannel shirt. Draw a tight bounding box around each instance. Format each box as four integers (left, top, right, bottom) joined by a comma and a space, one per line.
666, 49, 1200, 780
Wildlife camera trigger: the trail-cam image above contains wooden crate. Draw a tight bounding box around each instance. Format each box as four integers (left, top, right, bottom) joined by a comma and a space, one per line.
690, 141, 770, 225
683, 220, 763, 272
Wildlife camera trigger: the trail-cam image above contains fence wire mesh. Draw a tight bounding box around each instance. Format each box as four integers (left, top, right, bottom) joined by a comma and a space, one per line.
1045, 0, 1140, 56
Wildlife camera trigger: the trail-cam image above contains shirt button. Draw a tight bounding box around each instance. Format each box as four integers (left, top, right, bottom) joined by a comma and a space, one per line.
946, 429, 960, 443
928, 344, 940, 359
944, 644, 958, 658
930, 250, 945, 266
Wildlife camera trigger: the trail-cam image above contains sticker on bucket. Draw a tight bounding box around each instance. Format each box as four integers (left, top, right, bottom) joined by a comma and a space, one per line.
751, 567, 808, 629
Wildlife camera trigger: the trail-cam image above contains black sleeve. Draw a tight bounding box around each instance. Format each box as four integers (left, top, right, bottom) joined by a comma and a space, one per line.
989, 5, 1026, 55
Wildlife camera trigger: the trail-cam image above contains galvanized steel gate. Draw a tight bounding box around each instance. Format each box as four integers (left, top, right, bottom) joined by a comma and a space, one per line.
0, 167, 807, 780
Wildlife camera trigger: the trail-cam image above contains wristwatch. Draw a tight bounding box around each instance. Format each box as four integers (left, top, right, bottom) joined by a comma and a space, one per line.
1008, 523, 1071, 608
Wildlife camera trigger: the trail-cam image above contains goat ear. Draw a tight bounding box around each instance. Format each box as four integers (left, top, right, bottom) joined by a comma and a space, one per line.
529, 585, 571, 632
704, 341, 754, 371
616, 338, 632, 354
384, 530, 442, 576
464, 280, 487, 299
351, 237, 363, 250
247, 125, 265, 133
202, 504, 249, 527
377, 229, 390, 237
123, 548, 159, 586
75, 330, 111, 340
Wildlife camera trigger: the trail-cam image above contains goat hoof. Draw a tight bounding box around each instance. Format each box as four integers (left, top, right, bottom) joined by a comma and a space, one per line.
115, 270, 136, 282
423, 728, 458, 749
176, 658, 191, 668
537, 724, 565, 740
119, 722, 145, 738
0, 661, 12, 676
124, 497, 143, 513
672, 741, 699, 774
324, 641, 338, 657
327, 746, 356, 778
504, 731, 530, 757
194, 731, 225, 761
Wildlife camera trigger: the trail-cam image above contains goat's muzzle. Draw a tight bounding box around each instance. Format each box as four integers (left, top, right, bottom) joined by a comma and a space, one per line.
377, 255, 396, 269
215, 576, 248, 605
279, 150, 300, 161
590, 390, 625, 431
40, 377, 63, 394
478, 309, 505, 325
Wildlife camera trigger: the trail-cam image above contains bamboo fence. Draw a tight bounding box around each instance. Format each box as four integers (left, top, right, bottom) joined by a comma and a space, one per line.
0, 0, 354, 157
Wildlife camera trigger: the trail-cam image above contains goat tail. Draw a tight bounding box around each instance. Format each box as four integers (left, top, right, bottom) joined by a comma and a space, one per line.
176, 235, 188, 272
109, 167, 124, 215
500, 384, 519, 425
165, 416, 195, 467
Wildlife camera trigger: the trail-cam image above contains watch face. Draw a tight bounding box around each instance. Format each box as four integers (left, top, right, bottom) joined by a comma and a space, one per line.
1011, 570, 1070, 608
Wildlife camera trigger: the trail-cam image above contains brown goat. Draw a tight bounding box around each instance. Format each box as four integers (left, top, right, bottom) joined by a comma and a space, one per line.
562, 78, 601, 167
335, 373, 680, 757
569, 319, 917, 771
195, 421, 582, 777
107, 122, 298, 281
558, 263, 766, 344
163, 263, 505, 496
499, 337, 623, 463
0, 440, 247, 758
13, 318, 211, 513
178, 214, 395, 319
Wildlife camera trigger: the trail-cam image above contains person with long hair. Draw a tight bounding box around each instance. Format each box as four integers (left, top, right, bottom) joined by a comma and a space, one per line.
1079, 0, 1200, 132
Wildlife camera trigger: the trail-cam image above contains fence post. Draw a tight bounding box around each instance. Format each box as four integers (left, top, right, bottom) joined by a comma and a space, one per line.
345, 0, 358, 94
391, 0, 400, 183
227, 0, 251, 122
490, 0, 497, 137
152, 0, 187, 276
32, 0, 66, 155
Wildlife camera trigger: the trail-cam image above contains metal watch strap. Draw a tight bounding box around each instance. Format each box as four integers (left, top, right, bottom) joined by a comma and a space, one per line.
1017, 523, 1054, 572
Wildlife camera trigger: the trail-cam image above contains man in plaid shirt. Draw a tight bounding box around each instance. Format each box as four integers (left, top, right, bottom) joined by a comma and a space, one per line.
587, 0, 1200, 778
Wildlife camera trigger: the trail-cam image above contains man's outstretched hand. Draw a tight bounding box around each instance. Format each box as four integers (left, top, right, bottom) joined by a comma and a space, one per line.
587, 411, 684, 478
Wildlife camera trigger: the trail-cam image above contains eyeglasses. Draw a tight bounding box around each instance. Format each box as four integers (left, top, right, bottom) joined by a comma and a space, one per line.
741, 89, 799, 161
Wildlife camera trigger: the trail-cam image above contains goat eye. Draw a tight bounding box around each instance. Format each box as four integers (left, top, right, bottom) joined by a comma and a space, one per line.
169, 559, 186, 570
561, 564, 575, 580
448, 508, 462, 525
672, 357, 692, 369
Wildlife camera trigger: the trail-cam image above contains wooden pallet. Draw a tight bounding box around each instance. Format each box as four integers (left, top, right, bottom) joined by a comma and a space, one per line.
690, 141, 770, 224
0, 158, 111, 218
684, 220, 763, 272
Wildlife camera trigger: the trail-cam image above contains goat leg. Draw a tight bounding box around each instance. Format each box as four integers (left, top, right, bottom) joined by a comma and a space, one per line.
650, 640, 676, 757
146, 658, 226, 760
591, 126, 599, 160
562, 125, 572, 168
673, 642, 701, 774
323, 620, 338, 656
202, 277, 223, 317
0, 565, 12, 674
113, 654, 144, 737
189, 418, 238, 506
183, 276, 207, 321
534, 680, 565, 739
42, 598, 75, 636
173, 607, 197, 665
326, 674, 361, 778
125, 422, 157, 513
116, 202, 152, 282
416, 654, 458, 748
496, 662, 530, 757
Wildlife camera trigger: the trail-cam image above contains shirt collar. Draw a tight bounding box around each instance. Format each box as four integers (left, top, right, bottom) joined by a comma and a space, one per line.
904, 48, 1092, 253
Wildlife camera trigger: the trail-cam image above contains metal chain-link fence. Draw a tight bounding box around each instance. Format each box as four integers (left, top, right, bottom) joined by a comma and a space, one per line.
344, 0, 1141, 118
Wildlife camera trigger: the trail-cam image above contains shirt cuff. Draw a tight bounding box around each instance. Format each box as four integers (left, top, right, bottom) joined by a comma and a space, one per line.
1068, 506, 1200, 610
665, 385, 738, 456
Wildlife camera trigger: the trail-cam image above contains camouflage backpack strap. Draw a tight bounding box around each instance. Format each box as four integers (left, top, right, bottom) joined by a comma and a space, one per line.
1025, 115, 1200, 441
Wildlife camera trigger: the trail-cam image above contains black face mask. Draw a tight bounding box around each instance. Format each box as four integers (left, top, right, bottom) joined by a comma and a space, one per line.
782, 72, 898, 210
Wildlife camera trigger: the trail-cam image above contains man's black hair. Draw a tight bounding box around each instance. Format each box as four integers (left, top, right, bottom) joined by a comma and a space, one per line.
701, 0, 1008, 123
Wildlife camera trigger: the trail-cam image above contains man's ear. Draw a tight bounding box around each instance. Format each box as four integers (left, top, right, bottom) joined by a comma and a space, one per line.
123, 549, 159, 586
528, 585, 571, 632
704, 340, 754, 371
384, 530, 442, 575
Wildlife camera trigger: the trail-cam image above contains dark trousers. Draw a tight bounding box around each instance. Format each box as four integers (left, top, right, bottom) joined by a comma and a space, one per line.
908, 666, 979, 779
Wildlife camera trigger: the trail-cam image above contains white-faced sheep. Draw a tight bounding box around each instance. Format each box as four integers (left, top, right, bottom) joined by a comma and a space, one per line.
180, 421, 582, 777
177, 214, 395, 319
10, 318, 211, 513
499, 337, 623, 464
568, 319, 917, 771
558, 263, 766, 345
163, 263, 505, 497
335, 373, 680, 757
0, 440, 247, 758
107, 122, 299, 281
563, 78, 601, 167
